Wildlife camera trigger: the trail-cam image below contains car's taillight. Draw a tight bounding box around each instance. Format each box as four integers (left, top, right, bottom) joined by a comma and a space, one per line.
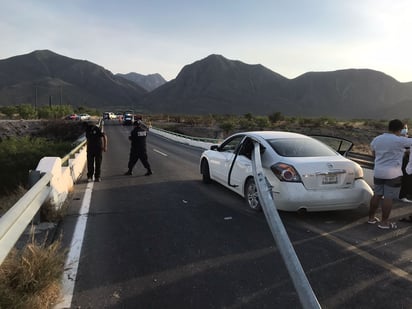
271, 163, 302, 182
354, 164, 364, 179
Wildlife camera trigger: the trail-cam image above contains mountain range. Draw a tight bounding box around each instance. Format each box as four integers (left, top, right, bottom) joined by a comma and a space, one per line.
1, 50, 412, 119
116, 72, 166, 92
0, 50, 148, 109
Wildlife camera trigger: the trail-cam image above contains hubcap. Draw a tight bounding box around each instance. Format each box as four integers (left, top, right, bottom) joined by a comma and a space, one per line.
247, 182, 259, 209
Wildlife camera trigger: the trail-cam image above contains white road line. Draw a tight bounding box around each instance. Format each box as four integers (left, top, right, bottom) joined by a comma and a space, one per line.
55, 181, 94, 309
305, 223, 412, 283
153, 148, 168, 156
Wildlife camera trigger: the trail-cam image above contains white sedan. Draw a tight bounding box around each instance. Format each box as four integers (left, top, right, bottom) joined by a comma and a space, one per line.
200, 131, 373, 212
79, 113, 91, 120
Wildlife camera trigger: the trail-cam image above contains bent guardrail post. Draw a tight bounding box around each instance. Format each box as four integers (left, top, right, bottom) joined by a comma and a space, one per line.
251, 141, 321, 309
28, 170, 43, 225
0, 172, 52, 266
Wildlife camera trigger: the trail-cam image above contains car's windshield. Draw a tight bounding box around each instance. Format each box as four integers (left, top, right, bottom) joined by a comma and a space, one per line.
267, 138, 338, 157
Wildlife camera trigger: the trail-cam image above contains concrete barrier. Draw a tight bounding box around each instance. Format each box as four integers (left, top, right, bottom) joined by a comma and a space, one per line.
34, 143, 87, 209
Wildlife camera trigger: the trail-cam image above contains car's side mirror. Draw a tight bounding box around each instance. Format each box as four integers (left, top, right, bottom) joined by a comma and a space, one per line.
210, 145, 219, 151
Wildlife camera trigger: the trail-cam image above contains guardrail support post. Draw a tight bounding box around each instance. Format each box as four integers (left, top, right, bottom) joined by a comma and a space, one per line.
28, 170, 43, 224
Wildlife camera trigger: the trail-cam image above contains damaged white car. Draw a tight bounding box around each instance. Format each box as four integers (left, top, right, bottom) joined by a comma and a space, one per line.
200, 131, 373, 212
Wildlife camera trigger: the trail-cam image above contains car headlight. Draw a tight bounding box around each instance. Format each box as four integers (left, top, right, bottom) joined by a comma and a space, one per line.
271, 163, 302, 182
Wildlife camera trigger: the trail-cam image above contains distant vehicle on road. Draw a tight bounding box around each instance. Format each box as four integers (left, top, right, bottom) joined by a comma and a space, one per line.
103, 112, 116, 120
65, 114, 79, 120
200, 131, 373, 212
123, 111, 134, 125
79, 113, 90, 121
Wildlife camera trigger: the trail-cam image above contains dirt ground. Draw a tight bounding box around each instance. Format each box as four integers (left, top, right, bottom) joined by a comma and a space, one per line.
156, 121, 386, 155
0, 119, 385, 155
0, 119, 87, 141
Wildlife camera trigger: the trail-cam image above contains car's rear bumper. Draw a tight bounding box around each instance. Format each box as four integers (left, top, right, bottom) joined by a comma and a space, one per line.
270, 179, 373, 212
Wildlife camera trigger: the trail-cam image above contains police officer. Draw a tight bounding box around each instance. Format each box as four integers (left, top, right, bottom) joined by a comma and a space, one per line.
85, 122, 107, 182
124, 115, 152, 176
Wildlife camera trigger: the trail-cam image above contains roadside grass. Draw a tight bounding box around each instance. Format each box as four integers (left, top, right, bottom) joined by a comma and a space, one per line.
0, 231, 66, 309
0, 119, 81, 308
0, 193, 71, 308
0, 186, 27, 216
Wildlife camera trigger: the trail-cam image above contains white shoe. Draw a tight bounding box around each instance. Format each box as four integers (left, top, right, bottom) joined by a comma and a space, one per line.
400, 197, 412, 203
88, 178, 93, 182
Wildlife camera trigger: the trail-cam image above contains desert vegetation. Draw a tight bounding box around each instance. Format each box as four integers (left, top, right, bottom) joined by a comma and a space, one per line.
148, 112, 397, 155
0, 233, 65, 309
0, 104, 101, 120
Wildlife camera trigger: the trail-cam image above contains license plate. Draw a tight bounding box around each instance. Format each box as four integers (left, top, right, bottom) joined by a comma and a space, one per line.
322, 174, 338, 184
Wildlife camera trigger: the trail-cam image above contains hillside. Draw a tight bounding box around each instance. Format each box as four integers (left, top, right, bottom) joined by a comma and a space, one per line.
140, 55, 412, 119
139, 54, 289, 115
0, 50, 147, 109
116, 72, 166, 91
1, 51, 412, 119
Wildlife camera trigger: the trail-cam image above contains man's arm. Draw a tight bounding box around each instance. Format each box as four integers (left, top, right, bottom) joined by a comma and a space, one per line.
101, 133, 107, 152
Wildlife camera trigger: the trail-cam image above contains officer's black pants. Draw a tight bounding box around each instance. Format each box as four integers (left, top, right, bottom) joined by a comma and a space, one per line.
87, 151, 102, 178
128, 148, 151, 171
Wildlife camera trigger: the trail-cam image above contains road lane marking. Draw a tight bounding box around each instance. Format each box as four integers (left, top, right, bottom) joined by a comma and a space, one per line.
153, 148, 168, 156
303, 223, 412, 281
55, 181, 94, 309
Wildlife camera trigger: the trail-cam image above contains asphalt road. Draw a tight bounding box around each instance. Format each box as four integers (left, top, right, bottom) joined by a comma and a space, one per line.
60, 120, 412, 309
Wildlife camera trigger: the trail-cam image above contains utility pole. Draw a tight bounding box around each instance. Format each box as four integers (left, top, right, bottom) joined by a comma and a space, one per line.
34, 86, 38, 110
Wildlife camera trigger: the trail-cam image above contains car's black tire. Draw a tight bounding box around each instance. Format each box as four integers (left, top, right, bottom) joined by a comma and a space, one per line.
245, 178, 262, 211
201, 159, 212, 184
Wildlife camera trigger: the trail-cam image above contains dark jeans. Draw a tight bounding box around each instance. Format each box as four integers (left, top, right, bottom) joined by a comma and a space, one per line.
128, 148, 151, 171
87, 151, 102, 178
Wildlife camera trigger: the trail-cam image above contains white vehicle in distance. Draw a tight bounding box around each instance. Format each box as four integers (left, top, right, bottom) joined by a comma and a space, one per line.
79, 113, 91, 121
103, 112, 116, 120
200, 131, 373, 212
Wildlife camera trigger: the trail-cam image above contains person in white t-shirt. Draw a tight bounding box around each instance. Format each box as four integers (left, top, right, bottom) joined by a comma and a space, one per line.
368, 119, 412, 229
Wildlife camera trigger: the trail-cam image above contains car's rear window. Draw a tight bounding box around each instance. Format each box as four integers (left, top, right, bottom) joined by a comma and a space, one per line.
267, 138, 338, 157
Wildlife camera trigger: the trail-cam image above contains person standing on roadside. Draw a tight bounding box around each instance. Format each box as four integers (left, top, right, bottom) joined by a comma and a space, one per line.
368, 119, 412, 229
85, 122, 107, 182
124, 115, 152, 176
399, 124, 412, 202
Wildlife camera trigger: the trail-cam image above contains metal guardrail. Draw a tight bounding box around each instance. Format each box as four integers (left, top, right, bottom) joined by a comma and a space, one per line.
0, 173, 52, 265
0, 122, 95, 266
159, 128, 322, 307
62, 139, 87, 165
347, 152, 374, 169
152, 126, 220, 144
251, 141, 321, 309
0, 120, 105, 266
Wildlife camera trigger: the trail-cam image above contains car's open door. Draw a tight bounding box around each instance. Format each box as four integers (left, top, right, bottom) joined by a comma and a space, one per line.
310, 135, 354, 156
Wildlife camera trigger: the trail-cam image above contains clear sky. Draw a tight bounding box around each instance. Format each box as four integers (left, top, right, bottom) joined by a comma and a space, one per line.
1, 0, 411, 82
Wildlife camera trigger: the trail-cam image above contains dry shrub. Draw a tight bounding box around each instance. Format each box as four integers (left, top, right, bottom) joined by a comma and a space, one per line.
0, 186, 27, 215
0, 233, 66, 309
40, 199, 68, 223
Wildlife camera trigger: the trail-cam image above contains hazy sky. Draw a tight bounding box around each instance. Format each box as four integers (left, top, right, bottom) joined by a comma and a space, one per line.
1, 0, 411, 82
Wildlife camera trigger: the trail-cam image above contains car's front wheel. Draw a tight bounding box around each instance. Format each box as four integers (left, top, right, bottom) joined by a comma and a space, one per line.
201, 159, 212, 184
245, 178, 262, 211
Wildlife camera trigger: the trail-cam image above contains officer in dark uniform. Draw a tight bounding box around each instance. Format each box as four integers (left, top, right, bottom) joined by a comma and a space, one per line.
124, 115, 152, 176
85, 122, 107, 182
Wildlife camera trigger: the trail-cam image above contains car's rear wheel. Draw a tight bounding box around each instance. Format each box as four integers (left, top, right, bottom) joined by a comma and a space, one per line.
245, 178, 262, 211
201, 159, 212, 184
